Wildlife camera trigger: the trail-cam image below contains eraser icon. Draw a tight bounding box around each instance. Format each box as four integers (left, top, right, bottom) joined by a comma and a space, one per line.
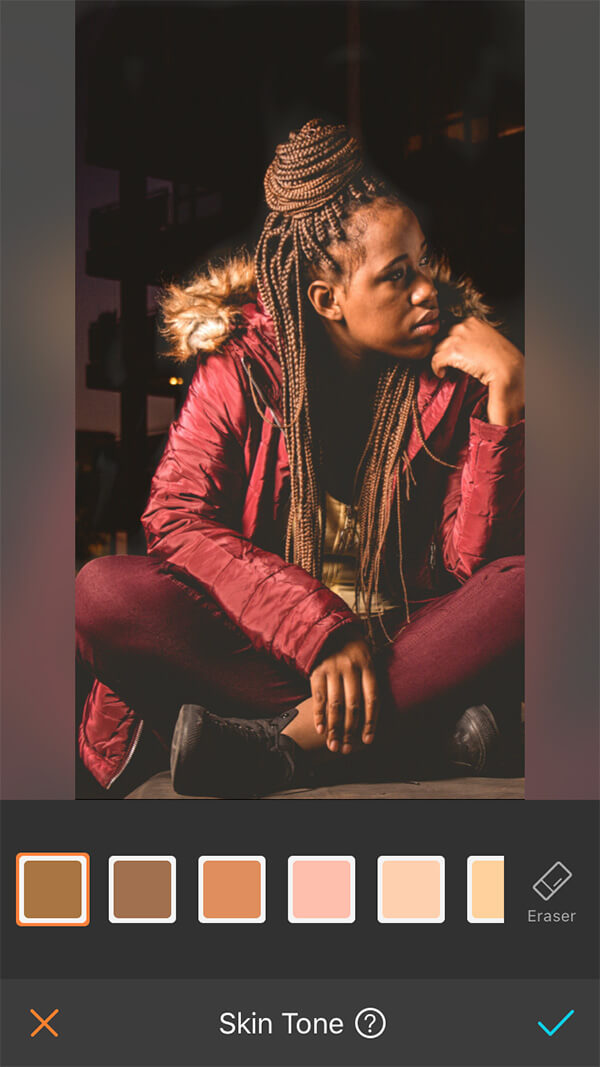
532, 861, 572, 901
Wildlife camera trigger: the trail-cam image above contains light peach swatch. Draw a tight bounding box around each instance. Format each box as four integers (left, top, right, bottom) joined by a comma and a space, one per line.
381, 859, 442, 920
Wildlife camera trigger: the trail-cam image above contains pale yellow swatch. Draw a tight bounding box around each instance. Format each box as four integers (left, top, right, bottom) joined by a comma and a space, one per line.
470, 858, 504, 920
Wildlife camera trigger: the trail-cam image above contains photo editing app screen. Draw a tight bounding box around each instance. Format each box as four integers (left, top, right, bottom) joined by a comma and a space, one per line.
1, 3, 598, 1066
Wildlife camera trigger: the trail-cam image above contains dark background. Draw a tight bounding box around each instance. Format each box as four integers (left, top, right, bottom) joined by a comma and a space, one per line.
74, 0, 525, 799
77, 0, 524, 562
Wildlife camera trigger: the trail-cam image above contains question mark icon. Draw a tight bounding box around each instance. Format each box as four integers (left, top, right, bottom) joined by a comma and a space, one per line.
355, 1007, 386, 1039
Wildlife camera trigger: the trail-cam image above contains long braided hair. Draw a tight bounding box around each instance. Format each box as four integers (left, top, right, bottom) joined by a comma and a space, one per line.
254, 118, 451, 647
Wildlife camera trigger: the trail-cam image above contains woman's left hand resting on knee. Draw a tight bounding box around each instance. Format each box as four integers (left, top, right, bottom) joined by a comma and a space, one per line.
431, 317, 524, 427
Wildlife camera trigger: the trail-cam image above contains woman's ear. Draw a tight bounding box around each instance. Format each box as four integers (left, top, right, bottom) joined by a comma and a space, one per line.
306, 279, 344, 321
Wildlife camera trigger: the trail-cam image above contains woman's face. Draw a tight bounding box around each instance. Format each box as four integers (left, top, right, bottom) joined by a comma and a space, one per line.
313, 202, 440, 363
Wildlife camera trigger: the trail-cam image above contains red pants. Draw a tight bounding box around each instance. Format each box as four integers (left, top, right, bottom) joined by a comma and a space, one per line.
76, 553, 524, 771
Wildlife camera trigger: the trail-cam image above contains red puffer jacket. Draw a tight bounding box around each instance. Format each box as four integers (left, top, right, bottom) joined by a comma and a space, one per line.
79, 255, 524, 787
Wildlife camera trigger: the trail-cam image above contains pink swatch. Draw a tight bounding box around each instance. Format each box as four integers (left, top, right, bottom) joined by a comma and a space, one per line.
289, 857, 355, 923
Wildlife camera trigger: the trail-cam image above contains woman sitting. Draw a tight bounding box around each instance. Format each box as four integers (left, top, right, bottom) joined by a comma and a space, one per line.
76, 118, 524, 797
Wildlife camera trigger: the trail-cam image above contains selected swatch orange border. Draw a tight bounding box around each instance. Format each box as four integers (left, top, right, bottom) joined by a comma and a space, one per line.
16, 852, 90, 927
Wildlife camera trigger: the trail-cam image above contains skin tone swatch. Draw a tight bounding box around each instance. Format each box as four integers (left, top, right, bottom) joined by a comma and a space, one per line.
199, 857, 265, 923
15, 854, 507, 925
378, 856, 445, 923
109, 856, 176, 924
16, 853, 89, 927
288, 857, 355, 923
467, 856, 505, 923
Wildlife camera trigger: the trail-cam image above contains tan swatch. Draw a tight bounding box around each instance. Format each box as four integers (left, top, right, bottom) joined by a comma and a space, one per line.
202, 860, 262, 919
23, 860, 82, 919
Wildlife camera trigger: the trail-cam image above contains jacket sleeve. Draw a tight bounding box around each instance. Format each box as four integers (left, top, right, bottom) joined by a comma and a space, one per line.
141, 351, 360, 676
437, 385, 524, 581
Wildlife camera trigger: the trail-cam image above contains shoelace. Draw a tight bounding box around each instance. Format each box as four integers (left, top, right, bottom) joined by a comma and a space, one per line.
215, 712, 298, 785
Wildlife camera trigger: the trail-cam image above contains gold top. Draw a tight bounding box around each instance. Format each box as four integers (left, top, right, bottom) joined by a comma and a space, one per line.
322, 492, 402, 616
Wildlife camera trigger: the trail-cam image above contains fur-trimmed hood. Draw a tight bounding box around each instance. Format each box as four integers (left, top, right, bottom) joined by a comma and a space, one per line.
158, 248, 494, 363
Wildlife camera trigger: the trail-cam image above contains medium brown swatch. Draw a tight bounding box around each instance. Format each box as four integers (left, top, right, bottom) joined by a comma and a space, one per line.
113, 860, 172, 919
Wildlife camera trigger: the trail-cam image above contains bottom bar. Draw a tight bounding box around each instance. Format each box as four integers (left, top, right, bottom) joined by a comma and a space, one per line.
2, 977, 597, 1067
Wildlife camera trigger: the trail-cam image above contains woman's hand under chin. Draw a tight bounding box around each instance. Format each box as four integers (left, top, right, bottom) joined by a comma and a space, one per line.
431, 316, 525, 426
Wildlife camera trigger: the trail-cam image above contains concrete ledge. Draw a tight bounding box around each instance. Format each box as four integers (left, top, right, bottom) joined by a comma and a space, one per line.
126, 771, 524, 800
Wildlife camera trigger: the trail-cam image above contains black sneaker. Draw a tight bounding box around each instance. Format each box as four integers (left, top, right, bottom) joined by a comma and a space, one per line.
170, 704, 305, 797
447, 704, 501, 776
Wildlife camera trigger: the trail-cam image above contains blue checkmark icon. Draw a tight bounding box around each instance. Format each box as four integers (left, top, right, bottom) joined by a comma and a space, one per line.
537, 1009, 575, 1036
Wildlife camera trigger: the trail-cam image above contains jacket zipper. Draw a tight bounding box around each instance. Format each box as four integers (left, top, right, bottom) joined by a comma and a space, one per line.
106, 718, 144, 790
338, 504, 357, 551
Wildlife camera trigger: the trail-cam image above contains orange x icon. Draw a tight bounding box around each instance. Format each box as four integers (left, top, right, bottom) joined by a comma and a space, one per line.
30, 1008, 59, 1037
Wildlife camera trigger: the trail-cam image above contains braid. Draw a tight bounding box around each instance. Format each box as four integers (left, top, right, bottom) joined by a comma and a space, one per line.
254, 118, 450, 648
352, 365, 417, 645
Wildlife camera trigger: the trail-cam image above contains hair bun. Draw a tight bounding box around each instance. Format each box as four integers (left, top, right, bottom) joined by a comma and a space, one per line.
263, 118, 363, 218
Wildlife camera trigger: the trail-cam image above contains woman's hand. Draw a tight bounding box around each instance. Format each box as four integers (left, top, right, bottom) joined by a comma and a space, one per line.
309, 636, 379, 754
431, 317, 524, 426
